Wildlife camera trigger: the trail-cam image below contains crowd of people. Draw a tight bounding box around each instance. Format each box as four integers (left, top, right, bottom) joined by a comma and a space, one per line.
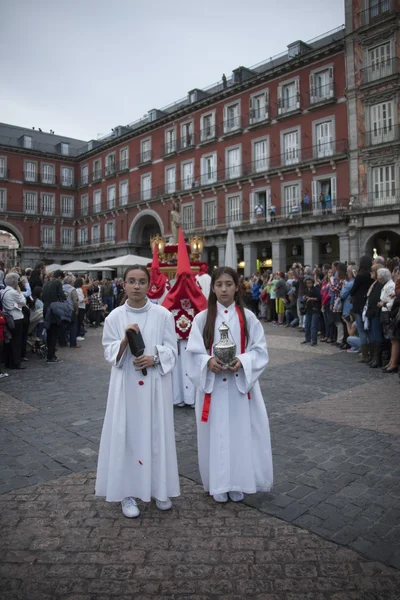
242, 255, 400, 377
0, 260, 125, 374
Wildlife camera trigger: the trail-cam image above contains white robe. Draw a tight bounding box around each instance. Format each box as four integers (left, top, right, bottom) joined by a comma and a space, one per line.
172, 339, 196, 406
196, 273, 211, 299
95, 300, 180, 503
186, 302, 273, 496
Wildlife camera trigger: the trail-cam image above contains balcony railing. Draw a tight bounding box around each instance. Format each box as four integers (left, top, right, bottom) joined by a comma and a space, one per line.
117, 159, 130, 172
222, 115, 242, 135
247, 107, 270, 126
361, 57, 399, 84
359, 0, 395, 26
199, 124, 217, 143
162, 141, 177, 156
137, 150, 152, 166
0, 168, 10, 180
79, 174, 89, 187
363, 124, 399, 147
104, 164, 116, 177
307, 82, 336, 107
91, 168, 102, 182
60, 176, 74, 188
177, 133, 196, 152
40, 173, 57, 185
23, 171, 39, 183
276, 93, 301, 117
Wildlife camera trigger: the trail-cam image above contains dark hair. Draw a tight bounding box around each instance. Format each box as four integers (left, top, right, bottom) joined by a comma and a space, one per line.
74, 277, 83, 289
337, 262, 347, 278
32, 286, 42, 299
203, 267, 248, 350
332, 261, 339, 267
123, 265, 150, 282
358, 255, 372, 274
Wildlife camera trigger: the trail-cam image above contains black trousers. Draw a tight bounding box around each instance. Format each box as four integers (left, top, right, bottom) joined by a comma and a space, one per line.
9, 318, 24, 367
47, 323, 59, 360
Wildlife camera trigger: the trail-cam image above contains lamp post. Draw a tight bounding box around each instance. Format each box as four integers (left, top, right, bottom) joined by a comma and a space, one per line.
150, 234, 166, 260
189, 235, 204, 261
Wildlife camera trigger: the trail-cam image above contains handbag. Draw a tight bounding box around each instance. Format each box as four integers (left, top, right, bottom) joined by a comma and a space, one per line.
333, 296, 342, 312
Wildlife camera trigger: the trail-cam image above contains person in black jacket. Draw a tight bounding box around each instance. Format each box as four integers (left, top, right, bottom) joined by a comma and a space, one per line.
301, 277, 321, 346
365, 264, 384, 368
42, 270, 65, 363
350, 255, 373, 362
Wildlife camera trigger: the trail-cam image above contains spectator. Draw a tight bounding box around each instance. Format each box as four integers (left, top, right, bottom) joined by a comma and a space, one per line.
74, 278, 86, 341
42, 269, 65, 363
301, 276, 321, 346
382, 277, 400, 374
284, 291, 299, 328
63, 275, 80, 349
2, 272, 27, 370
101, 278, 114, 314
350, 255, 373, 363
365, 265, 383, 368
88, 285, 103, 328
275, 272, 287, 326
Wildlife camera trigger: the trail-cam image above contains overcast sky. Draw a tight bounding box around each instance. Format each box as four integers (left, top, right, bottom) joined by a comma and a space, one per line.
0, 0, 344, 142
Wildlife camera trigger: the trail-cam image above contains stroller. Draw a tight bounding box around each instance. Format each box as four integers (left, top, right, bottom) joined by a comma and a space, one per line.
27, 309, 48, 359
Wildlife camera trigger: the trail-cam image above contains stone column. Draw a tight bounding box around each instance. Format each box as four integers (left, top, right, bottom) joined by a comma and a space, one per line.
271, 240, 286, 273
217, 246, 225, 267
303, 237, 319, 267
338, 233, 350, 263
243, 243, 258, 277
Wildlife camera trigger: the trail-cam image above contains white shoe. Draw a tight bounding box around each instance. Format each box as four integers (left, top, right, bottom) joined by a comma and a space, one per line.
121, 497, 140, 518
0, 372, 9, 379
228, 491, 244, 502
176, 402, 186, 407
77, 336, 85, 341
213, 493, 228, 503
155, 498, 172, 511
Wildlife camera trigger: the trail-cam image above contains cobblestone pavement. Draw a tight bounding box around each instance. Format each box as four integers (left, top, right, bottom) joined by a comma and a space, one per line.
0, 323, 399, 595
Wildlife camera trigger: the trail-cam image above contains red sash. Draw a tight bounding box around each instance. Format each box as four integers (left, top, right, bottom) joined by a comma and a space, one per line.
201, 305, 249, 423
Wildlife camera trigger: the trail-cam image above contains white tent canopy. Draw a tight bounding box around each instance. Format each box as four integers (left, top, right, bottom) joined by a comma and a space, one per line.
92, 254, 150, 269
60, 261, 109, 272
45, 263, 63, 273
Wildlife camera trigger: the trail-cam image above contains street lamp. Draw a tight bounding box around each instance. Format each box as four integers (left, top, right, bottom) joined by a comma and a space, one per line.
325, 241, 332, 254
150, 234, 166, 259
189, 235, 204, 260
384, 238, 391, 253
292, 245, 298, 256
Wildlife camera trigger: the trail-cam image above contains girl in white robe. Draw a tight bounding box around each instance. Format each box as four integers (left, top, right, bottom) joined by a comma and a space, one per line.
95, 265, 180, 518
186, 267, 273, 503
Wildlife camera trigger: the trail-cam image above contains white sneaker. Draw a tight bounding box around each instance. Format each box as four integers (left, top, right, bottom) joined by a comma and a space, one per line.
228, 491, 244, 502
121, 497, 140, 518
213, 493, 228, 503
0, 372, 9, 379
155, 498, 172, 511
77, 336, 85, 341
176, 402, 186, 407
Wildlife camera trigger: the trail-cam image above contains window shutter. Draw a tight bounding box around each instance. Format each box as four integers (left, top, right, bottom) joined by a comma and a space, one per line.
277, 85, 282, 114
331, 176, 337, 211
310, 73, 316, 102
312, 180, 318, 214
264, 91, 269, 118
328, 67, 334, 97
295, 78, 300, 108
250, 192, 256, 223
266, 188, 271, 222
249, 96, 254, 121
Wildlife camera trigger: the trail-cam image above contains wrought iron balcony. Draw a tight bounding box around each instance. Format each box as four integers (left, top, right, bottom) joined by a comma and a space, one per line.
23, 170, 39, 183
177, 133, 196, 152
137, 150, 152, 166
60, 176, 75, 188
91, 168, 103, 182
162, 141, 177, 157
307, 82, 336, 108
359, 0, 395, 26
360, 57, 399, 84
362, 124, 399, 147
40, 173, 57, 185
79, 174, 89, 187
276, 93, 302, 118
222, 115, 242, 135
104, 164, 116, 178
0, 168, 10, 180
247, 107, 270, 127
117, 159, 130, 172
199, 124, 217, 144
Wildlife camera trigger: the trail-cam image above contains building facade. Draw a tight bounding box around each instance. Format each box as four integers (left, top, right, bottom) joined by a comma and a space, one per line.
0, 0, 399, 273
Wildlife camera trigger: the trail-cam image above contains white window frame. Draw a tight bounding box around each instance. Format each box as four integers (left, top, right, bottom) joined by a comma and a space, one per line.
201, 152, 217, 185
141, 173, 152, 201
93, 158, 102, 181
165, 165, 176, 194
180, 120, 194, 148
165, 128, 176, 154
41, 163, 55, 184
250, 186, 271, 224
105, 152, 116, 176
309, 65, 334, 104
223, 100, 241, 133
182, 202, 195, 232
78, 227, 88, 245
311, 175, 337, 215
61, 227, 74, 247
252, 136, 270, 173
226, 145, 242, 179
181, 160, 195, 190
61, 165, 73, 187
282, 181, 301, 217
24, 160, 37, 182
249, 89, 269, 124
278, 77, 300, 115
200, 110, 216, 142
140, 138, 152, 163
312, 117, 335, 158
24, 191, 38, 214
104, 221, 116, 242
93, 189, 102, 213
80, 164, 89, 185
23, 136, 32, 149
41, 226, 56, 248
371, 164, 396, 206
41, 192, 55, 216
60, 143, 69, 156
0, 156, 6, 179
119, 180, 129, 206
202, 197, 217, 230
91, 224, 101, 244
119, 147, 129, 170
0, 188, 6, 212
107, 184, 116, 209
226, 193, 242, 227
81, 193, 89, 216
367, 41, 392, 82
61, 195, 74, 217
369, 100, 395, 145
281, 127, 301, 166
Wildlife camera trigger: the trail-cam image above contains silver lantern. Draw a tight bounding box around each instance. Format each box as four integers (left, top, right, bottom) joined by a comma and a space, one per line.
213, 322, 236, 369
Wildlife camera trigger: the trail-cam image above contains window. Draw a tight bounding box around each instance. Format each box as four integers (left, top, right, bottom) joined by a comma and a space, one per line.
140, 139, 151, 163
61, 228, 74, 247
105, 222, 115, 241
182, 161, 194, 190
165, 166, 176, 194
182, 204, 195, 231
311, 177, 337, 215
0, 157, 6, 179
120, 148, 129, 170
141, 173, 152, 200
249, 91, 269, 123
278, 79, 300, 114
25, 161, 37, 182
227, 195, 241, 226
226, 147, 241, 179
367, 43, 392, 81
284, 183, 301, 216
23, 136, 32, 149
107, 185, 116, 209
93, 190, 102, 213
0, 189, 7, 211
42, 227, 55, 248
61, 166, 73, 187
24, 191, 37, 214
200, 113, 215, 142
91, 224, 100, 244
105, 153, 116, 176
78, 227, 88, 245
41, 193, 55, 216
61, 196, 73, 217
119, 180, 128, 205
203, 199, 217, 229
165, 129, 176, 154
41, 164, 55, 184
60, 143, 69, 156
315, 121, 334, 157
81, 194, 89, 216
81, 165, 88, 185
93, 159, 102, 181
181, 121, 193, 148
250, 188, 271, 223
310, 68, 334, 103
253, 139, 269, 172
370, 101, 394, 144
372, 165, 396, 205
369, 0, 391, 19
201, 153, 217, 185
224, 102, 240, 133
283, 130, 300, 165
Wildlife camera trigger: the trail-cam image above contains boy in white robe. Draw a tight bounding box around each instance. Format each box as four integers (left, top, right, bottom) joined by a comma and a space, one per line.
186, 266, 273, 503
95, 265, 180, 518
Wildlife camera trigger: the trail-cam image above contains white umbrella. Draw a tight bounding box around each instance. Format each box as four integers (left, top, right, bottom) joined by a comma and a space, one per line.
225, 229, 237, 269
60, 261, 104, 272
45, 263, 63, 273
92, 254, 150, 269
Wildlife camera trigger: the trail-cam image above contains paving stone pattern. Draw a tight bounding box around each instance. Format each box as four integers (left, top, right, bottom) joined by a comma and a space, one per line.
0, 324, 400, 577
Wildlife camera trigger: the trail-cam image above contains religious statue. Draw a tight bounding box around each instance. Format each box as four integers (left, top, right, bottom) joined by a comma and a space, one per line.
169, 202, 181, 244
